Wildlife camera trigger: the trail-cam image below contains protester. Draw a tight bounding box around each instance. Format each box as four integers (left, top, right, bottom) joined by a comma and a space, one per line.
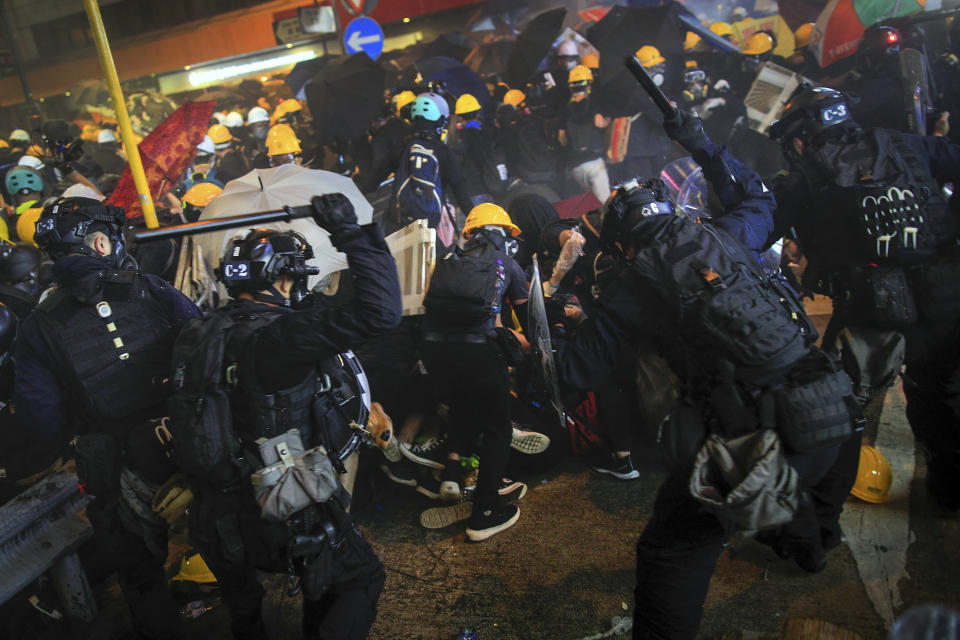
558, 65, 611, 202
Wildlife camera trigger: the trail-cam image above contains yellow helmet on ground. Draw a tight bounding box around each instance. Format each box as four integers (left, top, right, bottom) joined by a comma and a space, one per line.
794, 23, 815, 49
206, 124, 232, 146
568, 65, 594, 84
462, 203, 521, 239
273, 99, 303, 122
455, 93, 482, 115
393, 90, 417, 115
635, 45, 666, 68
684, 31, 702, 52
742, 32, 775, 55
17, 208, 42, 247
581, 53, 600, 70
503, 89, 526, 107
710, 22, 734, 38
851, 445, 893, 504
172, 552, 218, 584
182, 182, 222, 208
266, 124, 301, 156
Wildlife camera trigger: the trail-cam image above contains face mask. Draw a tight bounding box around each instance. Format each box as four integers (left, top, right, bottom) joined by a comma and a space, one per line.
504, 238, 519, 257
252, 127, 268, 141
564, 58, 579, 71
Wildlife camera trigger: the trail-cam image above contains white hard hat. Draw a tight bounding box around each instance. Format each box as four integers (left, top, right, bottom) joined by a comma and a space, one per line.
98, 129, 117, 144
225, 111, 244, 128
196, 135, 215, 154
211, 112, 227, 124
18, 154, 44, 170
62, 183, 105, 201
557, 40, 579, 57
247, 107, 270, 124
9, 129, 29, 143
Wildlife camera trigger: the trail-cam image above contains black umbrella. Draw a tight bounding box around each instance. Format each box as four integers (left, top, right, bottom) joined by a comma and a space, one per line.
286, 57, 333, 98
304, 53, 386, 144
505, 8, 566, 89
415, 57, 493, 112
464, 40, 515, 77
586, 2, 691, 117
419, 33, 472, 62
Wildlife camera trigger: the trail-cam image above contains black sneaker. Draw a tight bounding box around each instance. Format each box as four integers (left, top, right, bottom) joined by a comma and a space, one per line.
440, 462, 462, 501
591, 452, 640, 480
401, 438, 447, 469
416, 473, 442, 500
498, 478, 527, 503
466, 504, 520, 542
380, 458, 417, 487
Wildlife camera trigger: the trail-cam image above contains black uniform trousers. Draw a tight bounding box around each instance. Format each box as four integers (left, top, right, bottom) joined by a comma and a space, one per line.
421, 337, 512, 511
632, 434, 858, 639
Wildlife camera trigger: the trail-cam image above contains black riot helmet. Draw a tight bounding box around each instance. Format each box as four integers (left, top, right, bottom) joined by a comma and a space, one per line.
768, 84, 860, 149
598, 177, 676, 252
217, 228, 320, 307
0, 242, 42, 296
34, 197, 130, 266
857, 24, 902, 70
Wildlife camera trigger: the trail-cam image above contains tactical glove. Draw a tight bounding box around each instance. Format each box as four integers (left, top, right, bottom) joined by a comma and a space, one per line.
311, 193, 360, 237
663, 110, 710, 153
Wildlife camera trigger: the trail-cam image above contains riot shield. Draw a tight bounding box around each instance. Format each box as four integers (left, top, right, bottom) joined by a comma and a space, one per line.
900, 48, 932, 136
529, 255, 566, 430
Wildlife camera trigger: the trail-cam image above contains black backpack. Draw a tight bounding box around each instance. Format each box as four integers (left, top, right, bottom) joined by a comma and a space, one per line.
395, 138, 445, 227
424, 242, 506, 329
630, 216, 811, 386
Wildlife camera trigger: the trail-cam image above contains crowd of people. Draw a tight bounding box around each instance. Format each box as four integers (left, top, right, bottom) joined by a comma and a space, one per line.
1, 3, 960, 639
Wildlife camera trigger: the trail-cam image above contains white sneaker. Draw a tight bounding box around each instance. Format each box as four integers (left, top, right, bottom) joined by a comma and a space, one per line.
511, 426, 550, 454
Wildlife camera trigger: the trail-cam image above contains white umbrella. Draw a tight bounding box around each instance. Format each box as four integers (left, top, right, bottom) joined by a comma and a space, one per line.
198, 164, 373, 290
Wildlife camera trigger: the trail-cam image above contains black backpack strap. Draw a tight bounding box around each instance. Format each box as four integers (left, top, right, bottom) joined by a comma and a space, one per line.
885, 130, 934, 197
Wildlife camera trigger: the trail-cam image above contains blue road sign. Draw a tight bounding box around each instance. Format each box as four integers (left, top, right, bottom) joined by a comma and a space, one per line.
344, 16, 384, 60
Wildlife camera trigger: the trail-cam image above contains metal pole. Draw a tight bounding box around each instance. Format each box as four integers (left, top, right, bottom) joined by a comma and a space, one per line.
133, 205, 315, 242
82, 0, 159, 229
0, 0, 39, 114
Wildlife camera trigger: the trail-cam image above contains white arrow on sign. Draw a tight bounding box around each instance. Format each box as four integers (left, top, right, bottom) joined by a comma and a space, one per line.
348, 30, 380, 50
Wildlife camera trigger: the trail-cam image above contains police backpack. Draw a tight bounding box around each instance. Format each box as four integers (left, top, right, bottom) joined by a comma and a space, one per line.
395, 139, 445, 227
424, 242, 506, 329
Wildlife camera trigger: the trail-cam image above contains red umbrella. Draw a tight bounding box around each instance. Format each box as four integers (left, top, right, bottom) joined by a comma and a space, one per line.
811, 0, 930, 68
108, 101, 215, 218
553, 192, 602, 219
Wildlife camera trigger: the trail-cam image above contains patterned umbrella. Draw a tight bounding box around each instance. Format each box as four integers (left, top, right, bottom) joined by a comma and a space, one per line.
811, 0, 932, 68
107, 101, 215, 218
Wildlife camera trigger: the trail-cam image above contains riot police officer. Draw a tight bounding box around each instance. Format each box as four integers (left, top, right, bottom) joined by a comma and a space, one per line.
554, 112, 859, 638
769, 85, 960, 511
13, 196, 198, 639
182, 193, 401, 639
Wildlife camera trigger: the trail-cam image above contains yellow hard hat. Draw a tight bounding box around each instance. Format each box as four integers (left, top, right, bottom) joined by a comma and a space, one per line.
26, 144, 44, 158
266, 124, 301, 156
272, 99, 303, 122
851, 445, 893, 504
172, 552, 218, 584
182, 182, 223, 208
684, 31, 702, 52
503, 89, 526, 107
635, 45, 666, 68
581, 53, 600, 70
81, 125, 100, 142
394, 90, 417, 115
710, 22, 734, 38
18, 207, 42, 247
206, 124, 232, 146
742, 32, 775, 55
462, 203, 521, 239
568, 65, 593, 84
794, 23, 815, 49
455, 93, 482, 115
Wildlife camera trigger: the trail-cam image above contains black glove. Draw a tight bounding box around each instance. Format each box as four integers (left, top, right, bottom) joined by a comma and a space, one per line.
663, 110, 710, 153
311, 193, 360, 237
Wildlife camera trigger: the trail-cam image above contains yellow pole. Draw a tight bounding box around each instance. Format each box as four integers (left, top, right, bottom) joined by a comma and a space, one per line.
83, 0, 158, 229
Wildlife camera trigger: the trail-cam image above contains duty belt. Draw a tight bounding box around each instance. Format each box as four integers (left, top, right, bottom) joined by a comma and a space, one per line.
422, 331, 490, 344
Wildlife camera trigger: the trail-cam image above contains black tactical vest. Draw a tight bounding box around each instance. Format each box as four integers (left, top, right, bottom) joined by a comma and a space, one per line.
33, 269, 175, 435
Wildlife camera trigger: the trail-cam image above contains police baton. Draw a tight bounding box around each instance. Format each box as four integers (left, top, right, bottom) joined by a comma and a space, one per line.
624, 55, 681, 126
132, 205, 315, 242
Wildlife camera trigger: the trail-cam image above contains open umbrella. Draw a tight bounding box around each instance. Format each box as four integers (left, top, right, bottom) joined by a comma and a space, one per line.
415, 56, 493, 111
586, 2, 690, 117
286, 57, 333, 100
420, 33, 473, 62
196, 164, 374, 285
464, 39, 515, 77
811, 0, 933, 67
304, 53, 386, 145
107, 100, 215, 218
505, 8, 566, 88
